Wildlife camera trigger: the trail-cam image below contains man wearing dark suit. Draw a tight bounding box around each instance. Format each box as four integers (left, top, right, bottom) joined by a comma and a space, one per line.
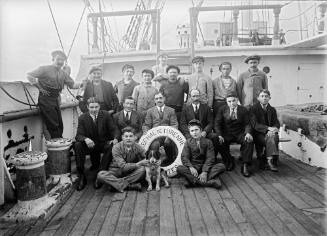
143, 92, 178, 165
250, 89, 280, 171
74, 97, 119, 191
79, 66, 119, 114
113, 96, 143, 141
180, 89, 219, 155
177, 120, 225, 189
215, 92, 254, 177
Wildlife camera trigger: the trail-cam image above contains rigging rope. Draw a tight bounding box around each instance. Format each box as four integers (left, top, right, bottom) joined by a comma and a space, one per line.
0, 85, 37, 107
280, 3, 316, 21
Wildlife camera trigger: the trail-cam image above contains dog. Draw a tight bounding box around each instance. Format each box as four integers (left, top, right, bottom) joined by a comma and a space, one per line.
145, 146, 170, 191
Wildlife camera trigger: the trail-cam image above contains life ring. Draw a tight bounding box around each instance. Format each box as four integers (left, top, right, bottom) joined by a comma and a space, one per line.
139, 126, 186, 177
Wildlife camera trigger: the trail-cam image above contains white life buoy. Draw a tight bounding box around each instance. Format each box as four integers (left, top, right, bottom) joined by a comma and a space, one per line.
139, 126, 186, 177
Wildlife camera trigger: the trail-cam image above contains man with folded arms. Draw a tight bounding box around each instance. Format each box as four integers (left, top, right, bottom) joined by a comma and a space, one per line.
177, 119, 225, 189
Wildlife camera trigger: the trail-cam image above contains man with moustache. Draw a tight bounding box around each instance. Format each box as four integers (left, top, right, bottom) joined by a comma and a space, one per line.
237, 55, 268, 107
27, 50, 82, 139
79, 65, 118, 114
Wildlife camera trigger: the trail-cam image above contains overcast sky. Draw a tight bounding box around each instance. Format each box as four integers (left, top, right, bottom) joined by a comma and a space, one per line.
0, 0, 320, 81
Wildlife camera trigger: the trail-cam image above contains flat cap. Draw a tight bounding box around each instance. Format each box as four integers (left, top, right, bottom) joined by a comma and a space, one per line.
89, 66, 102, 74
142, 69, 155, 78
188, 119, 202, 128
226, 91, 238, 98
192, 56, 205, 63
51, 50, 67, 59
244, 55, 261, 63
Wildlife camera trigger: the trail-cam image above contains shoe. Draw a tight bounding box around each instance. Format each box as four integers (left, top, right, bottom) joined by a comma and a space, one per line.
267, 159, 278, 172
126, 183, 142, 191
241, 164, 251, 177
76, 174, 87, 191
93, 178, 103, 189
226, 161, 235, 171
207, 178, 222, 189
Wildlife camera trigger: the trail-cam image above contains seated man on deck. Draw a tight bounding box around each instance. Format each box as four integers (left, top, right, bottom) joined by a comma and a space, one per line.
180, 89, 219, 156
214, 92, 254, 177
74, 97, 119, 191
27, 50, 82, 140
96, 127, 148, 192
177, 119, 225, 189
143, 91, 179, 166
79, 65, 118, 114
250, 89, 280, 171
113, 96, 143, 141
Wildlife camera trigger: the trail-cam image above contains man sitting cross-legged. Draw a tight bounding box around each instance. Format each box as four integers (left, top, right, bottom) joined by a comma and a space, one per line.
96, 127, 149, 192
177, 119, 225, 189
74, 97, 119, 191
250, 89, 280, 171
214, 92, 254, 177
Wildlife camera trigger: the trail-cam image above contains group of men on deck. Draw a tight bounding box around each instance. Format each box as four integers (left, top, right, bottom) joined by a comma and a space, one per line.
27, 51, 280, 192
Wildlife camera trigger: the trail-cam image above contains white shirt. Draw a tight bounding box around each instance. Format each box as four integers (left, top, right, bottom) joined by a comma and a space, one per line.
124, 110, 131, 120
230, 106, 237, 119
192, 103, 199, 112
90, 112, 98, 122
157, 105, 165, 113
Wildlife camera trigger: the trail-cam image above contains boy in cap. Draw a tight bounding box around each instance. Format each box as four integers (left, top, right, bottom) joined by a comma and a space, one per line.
132, 69, 158, 118
177, 119, 225, 189
27, 50, 81, 139
80, 65, 118, 114
187, 56, 213, 108
114, 64, 139, 111
237, 55, 268, 107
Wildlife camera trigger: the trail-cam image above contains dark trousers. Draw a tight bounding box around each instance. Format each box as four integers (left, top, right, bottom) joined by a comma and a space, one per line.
207, 132, 219, 156
177, 163, 225, 186
213, 100, 226, 117
218, 133, 254, 164
39, 97, 63, 139
74, 141, 113, 174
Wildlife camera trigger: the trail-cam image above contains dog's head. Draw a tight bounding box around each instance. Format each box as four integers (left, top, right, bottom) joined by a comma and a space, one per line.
146, 149, 160, 165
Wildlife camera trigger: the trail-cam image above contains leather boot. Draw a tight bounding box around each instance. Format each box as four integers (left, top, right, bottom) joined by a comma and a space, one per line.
241, 163, 251, 177
267, 158, 278, 172
77, 173, 87, 191
206, 178, 222, 189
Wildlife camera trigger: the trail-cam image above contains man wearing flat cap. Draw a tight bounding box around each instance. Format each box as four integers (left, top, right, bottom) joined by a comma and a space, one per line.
114, 64, 139, 111
132, 69, 158, 118
79, 65, 119, 114
27, 50, 81, 139
177, 119, 225, 189
187, 56, 213, 108
237, 55, 268, 107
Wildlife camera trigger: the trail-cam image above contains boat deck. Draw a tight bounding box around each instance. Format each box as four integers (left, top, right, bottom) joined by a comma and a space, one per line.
1, 150, 326, 236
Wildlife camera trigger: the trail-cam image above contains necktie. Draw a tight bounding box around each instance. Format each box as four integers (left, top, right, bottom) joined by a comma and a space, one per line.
231, 108, 236, 120
194, 105, 199, 119
159, 107, 163, 119
196, 140, 201, 151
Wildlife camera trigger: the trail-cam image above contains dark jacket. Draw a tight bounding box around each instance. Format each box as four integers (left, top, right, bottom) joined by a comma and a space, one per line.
181, 137, 216, 172
80, 80, 119, 113
214, 105, 252, 137
75, 110, 119, 143
113, 110, 143, 140
180, 103, 213, 139
250, 103, 280, 134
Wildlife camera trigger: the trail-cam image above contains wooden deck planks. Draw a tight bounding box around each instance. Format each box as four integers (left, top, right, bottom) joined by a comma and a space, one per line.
193, 187, 224, 235
129, 191, 148, 236
160, 185, 176, 236
114, 191, 137, 236
205, 186, 243, 236
144, 191, 160, 236
171, 183, 192, 236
